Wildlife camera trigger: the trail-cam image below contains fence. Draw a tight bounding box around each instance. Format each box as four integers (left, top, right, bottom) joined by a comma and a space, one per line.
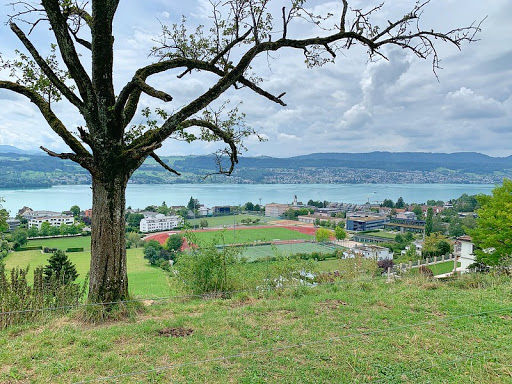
393, 254, 458, 274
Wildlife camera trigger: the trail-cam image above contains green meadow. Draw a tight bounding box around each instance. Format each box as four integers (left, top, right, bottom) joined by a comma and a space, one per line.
3, 237, 170, 297
1, 274, 511, 383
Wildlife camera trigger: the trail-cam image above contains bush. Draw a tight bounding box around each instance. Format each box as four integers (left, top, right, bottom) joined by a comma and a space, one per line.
176, 243, 244, 296
65, 247, 84, 252
16, 245, 43, 251
43, 247, 58, 253
377, 258, 394, 272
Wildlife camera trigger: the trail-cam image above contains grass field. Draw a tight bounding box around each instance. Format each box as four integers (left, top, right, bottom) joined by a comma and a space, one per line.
187, 214, 271, 228
1, 274, 511, 383
409, 260, 461, 276
238, 242, 339, 261
186, 227, 314, 246
27, 236, 92, 251
3, 243, 171, 297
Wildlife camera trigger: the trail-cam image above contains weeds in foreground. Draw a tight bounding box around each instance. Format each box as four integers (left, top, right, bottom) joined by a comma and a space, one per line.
0, 263, 87, 329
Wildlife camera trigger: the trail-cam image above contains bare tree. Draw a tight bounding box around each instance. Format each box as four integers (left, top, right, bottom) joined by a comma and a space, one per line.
0, 0, 482, 303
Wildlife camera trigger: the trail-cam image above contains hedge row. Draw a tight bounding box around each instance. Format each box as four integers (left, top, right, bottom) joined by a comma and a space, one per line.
16, 246, 43, 251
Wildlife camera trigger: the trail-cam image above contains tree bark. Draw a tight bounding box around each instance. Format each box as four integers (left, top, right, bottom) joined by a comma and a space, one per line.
88, 174, 129, 303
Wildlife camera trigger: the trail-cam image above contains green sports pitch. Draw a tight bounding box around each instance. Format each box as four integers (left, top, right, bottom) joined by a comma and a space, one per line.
228, 242, 340, 261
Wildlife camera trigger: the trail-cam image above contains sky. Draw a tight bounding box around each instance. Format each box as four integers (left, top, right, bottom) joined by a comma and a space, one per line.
0, 0, 511, 158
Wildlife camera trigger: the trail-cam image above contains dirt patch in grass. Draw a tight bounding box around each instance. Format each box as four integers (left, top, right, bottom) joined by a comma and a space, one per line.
229, 297, 260, 308
316, 299, 349, 312
158, 327, 194, 338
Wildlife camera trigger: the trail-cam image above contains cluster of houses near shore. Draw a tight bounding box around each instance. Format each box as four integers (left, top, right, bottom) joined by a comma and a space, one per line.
5, 195, 478, 274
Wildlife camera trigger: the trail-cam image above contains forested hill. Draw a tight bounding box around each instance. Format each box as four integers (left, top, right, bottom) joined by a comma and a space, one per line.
0, 149, 511, 187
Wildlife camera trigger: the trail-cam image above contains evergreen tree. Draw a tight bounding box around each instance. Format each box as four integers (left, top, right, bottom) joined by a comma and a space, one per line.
44, 250, 79, 285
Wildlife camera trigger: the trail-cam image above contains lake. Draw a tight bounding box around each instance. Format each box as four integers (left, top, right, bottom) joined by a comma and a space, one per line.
0, 183, 496, 214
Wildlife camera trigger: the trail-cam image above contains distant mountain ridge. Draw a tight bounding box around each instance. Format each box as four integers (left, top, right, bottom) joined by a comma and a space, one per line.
0, 145, 35, 155
0, 147, 511, 187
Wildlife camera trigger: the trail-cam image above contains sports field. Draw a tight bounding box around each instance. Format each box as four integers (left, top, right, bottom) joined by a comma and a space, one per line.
183, 227, 314, 246
147, 225, 317, 246
187, 214, 271, 228
238, 242, 340, 261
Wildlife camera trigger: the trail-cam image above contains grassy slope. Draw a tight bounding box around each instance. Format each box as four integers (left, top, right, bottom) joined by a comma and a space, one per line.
186, 227, 314, 246
1, 274, 511, 383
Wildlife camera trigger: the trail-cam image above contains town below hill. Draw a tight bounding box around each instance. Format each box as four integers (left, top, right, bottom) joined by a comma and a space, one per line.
1, 147, 511, 187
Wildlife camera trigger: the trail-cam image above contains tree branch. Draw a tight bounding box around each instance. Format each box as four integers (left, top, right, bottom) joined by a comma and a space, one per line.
41, 0, 95, 106
9, 22, 84, 109
0, 80, 93, 169
149, 152, 181, 175
181, 118, 238, 176
134, 77, 173, 102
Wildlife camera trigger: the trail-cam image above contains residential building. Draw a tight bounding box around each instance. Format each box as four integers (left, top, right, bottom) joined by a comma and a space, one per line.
265, 203, 289, 218
29, 215, 75, 229
22, 210, 63, 221
396, 211, 417, 220
6, 219, 20, 231
454, 235, 476, 271
84, 209, 93, 218
199, 206, 213, 216
139, 214, 183, 233
346, 216, 390, 231
343, 245, 391, 261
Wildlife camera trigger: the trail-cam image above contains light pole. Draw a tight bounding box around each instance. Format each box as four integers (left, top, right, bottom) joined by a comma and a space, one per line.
233, 203, 236, 244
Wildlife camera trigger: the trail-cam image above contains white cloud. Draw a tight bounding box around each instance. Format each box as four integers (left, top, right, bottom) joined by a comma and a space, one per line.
442, 87, 507, 119
0, 1, 510, 158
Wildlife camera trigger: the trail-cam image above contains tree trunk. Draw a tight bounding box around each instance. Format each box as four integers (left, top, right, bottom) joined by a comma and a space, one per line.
88, 174, 129, 303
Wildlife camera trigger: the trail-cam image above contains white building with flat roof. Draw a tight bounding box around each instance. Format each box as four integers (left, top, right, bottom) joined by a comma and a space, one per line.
29, 215, 74, 229
140, 214, 183, 233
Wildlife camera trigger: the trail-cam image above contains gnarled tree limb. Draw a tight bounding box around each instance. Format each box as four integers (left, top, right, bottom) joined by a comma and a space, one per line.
0, 80, 93, 170
10, 22, 84, 109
